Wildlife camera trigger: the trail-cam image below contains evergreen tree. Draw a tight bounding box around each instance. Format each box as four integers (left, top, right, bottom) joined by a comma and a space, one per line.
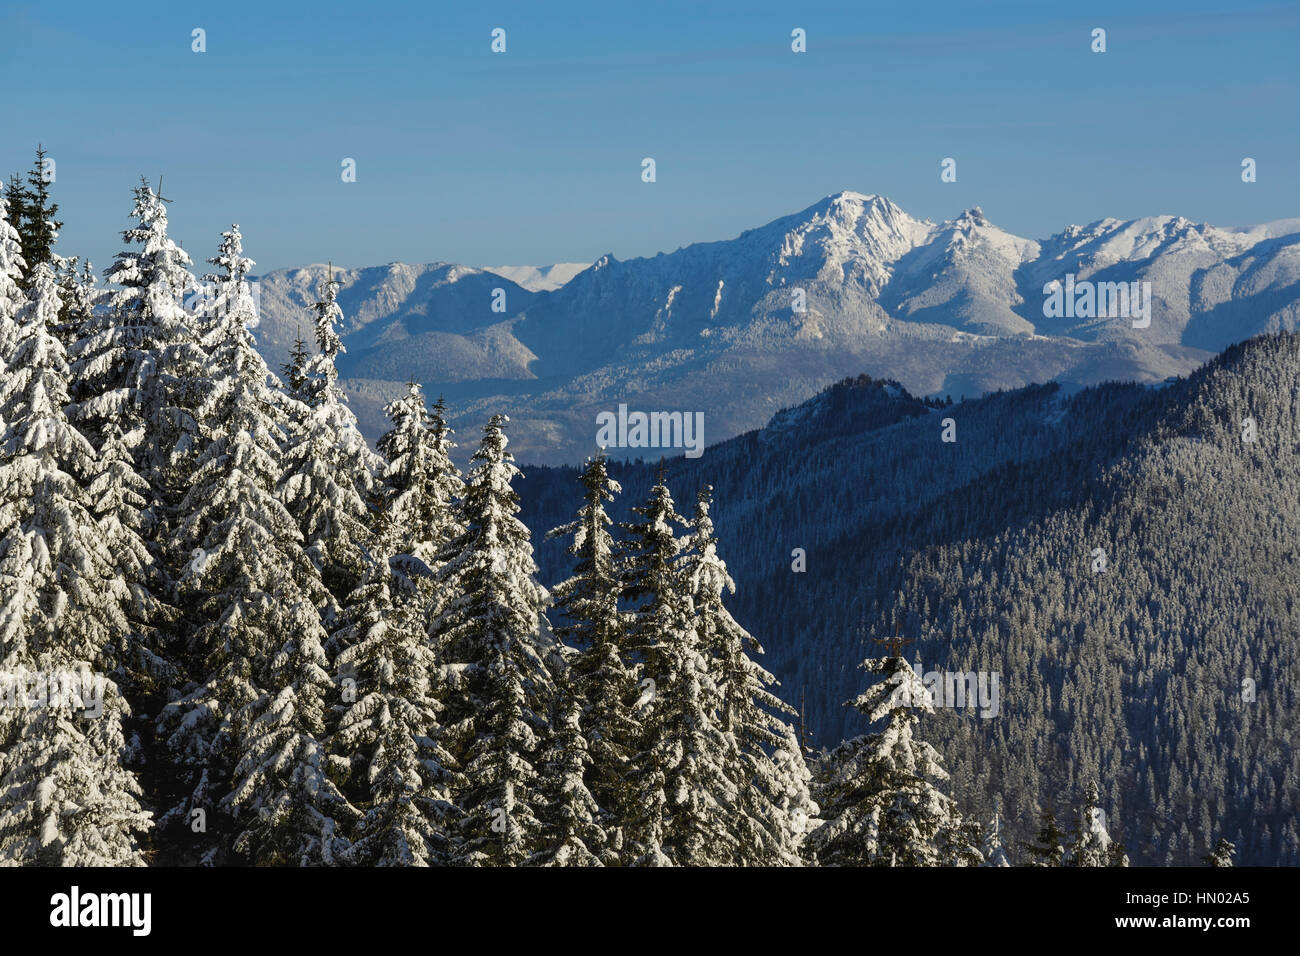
1068, 780, 1127, 867
621, 473, 734, 866
53, 255, 96, 350
1, 174, 28, 283
62, 215, 174, 711
279, 330, 311, 399
224, 616, 357, 865
938, 818, 985, 866
1203, 836, 1235, 867
1023, 806, 1068, 867
427, 414, 555, 865
332, 549, 461, 866
807, 653, 967, 866
84, 417, 172, 696
685, 483, 812, 865
87, 178, 208, 520
0, 264, 152, 864
546, 452, 637, 859
769, 720, 820, 864
18, 145, 62, 282
0, 193, 26, 373
980, 812, 1011, 866
376, 384, 463, 584
529, 655, 606, 866
0, 662, 153, 865
278, 267, 379, 603
157, 226, 340, 862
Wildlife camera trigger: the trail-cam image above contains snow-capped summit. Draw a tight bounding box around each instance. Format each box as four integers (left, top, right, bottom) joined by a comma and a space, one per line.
249, 193, 1300, 463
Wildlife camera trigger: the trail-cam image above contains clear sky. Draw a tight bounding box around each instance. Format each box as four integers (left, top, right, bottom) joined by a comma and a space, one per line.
3, 0, 1298, 275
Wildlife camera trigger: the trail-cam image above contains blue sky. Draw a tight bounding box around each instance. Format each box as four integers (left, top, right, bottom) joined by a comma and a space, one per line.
3, 0, 1298, 275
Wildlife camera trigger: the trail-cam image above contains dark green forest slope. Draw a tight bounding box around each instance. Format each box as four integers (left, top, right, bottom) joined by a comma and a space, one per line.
522, 333, 1300, 865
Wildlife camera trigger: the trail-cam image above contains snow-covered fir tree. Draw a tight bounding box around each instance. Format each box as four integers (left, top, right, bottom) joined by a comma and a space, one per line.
0, 175, 28, 295
53, 256, 96, 350
0, 194, 26, 375
621, 473, 734, 866
224, 617, 358, 865
981, 812, 1011, 866
157, 226, 342, 863
938, 818, 985, 866
684, 483, 813, 865
427, 414, 555, 865
277, 267, 379, 604
95, 179, 209, 519
807, 652, 971, 866
1204, 836, 1235, 867
0, 264, 152, 865
376, 384, 464, 589
769, 721, 820, 863
546, 452, 637, 860
332, 547, 462, 866
0, 661, 153, 866
529, 654, 606, 866
63, 250, 171, 703
1068, 781, 1128, 867
84, 420, 172, 698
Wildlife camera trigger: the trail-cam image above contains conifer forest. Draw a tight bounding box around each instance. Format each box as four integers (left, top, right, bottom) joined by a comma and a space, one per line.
1, 5, 1296, 900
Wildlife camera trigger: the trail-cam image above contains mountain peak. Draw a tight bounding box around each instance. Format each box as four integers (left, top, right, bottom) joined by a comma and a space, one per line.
813, 190, 908, 220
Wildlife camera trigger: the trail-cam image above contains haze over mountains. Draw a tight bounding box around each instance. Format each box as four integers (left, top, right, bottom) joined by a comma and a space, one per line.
250, 192, 1300, 463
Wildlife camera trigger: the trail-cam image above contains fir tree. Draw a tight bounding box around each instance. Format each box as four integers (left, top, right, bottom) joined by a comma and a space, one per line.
53, 255, 96, 350
1068, 780, 1127, 866
89, 178, 208, 517
807, 652, 967, 866
0, 193, 26, 373
621, 473, 734, 866
546, 452, 637, 859
0, 663, 153, 866
84, 418, 172, 695
939, 818, 985, 866
1, 174, 28, 280
224, 618, 358, 865
279, 330, 311, 399
376, 384, 464, 584
157, 226, 340, 862
0, 264, 152, 864
18, 145, 62, 281
278, 267, 379, 603
332, 550, 462, 866
427, 414, 555, 865
529, 655, 606, 866
1203, 836, 1235, 867
980, 812, 1011, 866
1023, 806, 1068, 867
769, 721, 820, 864
684, 483, 813, 865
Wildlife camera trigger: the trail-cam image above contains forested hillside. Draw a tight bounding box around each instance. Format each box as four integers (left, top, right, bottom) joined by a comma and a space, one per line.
522, 334, 1300, 865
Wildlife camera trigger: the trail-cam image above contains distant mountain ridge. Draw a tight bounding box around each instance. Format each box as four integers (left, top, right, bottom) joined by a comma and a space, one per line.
249, 193, 1300, 463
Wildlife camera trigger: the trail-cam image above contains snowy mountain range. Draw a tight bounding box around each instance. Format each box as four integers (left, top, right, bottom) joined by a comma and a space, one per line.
249, 192, 1300, 463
